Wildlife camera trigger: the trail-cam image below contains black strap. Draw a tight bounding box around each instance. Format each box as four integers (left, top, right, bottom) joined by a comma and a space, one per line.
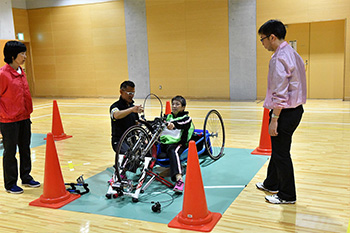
65, 175, 90, 195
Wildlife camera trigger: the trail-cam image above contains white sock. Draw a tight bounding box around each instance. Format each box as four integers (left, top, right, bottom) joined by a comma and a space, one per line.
176, 174, 182, 182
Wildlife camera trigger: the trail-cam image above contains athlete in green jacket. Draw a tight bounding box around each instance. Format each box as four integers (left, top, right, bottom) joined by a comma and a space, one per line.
159, 96, 194, 193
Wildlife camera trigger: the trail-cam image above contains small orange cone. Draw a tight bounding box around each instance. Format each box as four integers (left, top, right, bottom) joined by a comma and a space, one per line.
165, 101, 171, 115
29, 133, 80, 208
168, 141, 221, 232
50, 100, 72, 141
251, 108, 272, 156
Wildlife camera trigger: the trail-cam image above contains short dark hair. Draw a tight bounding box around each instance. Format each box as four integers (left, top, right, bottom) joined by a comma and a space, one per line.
3, 41, 27, 64
172, 95, 186, 107
258, 20, 286, 40
120, 80, 135, 90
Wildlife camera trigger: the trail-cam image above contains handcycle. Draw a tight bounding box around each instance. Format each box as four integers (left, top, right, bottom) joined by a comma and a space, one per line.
105, 94, 225, 202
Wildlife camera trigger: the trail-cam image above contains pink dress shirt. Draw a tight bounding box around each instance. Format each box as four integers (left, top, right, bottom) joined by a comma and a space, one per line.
263, 41, 307, 110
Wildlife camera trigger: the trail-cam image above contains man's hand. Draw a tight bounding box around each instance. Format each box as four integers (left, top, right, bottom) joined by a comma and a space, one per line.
132, 105, 143, 114
268, 108, 281, 136
113, 105, 143, 119
269, 119, 278, 136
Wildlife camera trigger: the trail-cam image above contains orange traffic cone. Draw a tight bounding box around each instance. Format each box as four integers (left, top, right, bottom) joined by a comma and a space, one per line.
50, 100, 72, 141
168, 140, 221, 232
165, 100, 171, 115
29, 133, 80, 208
251, 108, 272, 156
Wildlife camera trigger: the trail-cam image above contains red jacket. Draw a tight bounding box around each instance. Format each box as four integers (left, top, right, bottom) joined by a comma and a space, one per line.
0, 64, 33, 123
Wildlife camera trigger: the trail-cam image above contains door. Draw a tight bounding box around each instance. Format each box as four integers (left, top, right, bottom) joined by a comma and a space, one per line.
309, 20, 345, 99
285, 20, 345, 99
285, 23, 310, 98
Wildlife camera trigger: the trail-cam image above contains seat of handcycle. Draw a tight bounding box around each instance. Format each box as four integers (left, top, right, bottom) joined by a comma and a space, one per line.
155, 129, 206, 167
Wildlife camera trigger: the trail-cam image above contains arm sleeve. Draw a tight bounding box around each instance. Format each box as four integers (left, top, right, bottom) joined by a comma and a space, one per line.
271, 57, 293, 108
172, 116, 192, 130
110, 107, 119, 119
0, 72, 7, 96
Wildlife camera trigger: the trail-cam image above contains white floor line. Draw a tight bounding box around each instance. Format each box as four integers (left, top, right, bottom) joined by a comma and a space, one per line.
33, 100, 350, 113
204, 185, 246, 189
35, 103, 350, 114
31, 114, 52, 119
30, 112, 350, 126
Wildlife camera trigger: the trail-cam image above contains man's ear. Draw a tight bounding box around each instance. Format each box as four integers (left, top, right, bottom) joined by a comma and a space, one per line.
270, 34, 277, 41
119, 89, 123, 95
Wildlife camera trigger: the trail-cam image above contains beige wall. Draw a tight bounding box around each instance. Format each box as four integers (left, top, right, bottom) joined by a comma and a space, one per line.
146, 0, 230, 99
23, 1, 128, 97
12, 8, 31, 42
11, 0, 349, 99
257, 0, 350, 100
0, 40, 9, 67
13, 0, 229, 99
12, 9, 36, 95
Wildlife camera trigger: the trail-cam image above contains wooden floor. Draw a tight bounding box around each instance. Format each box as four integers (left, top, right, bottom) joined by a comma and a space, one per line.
0, 97, 349, 232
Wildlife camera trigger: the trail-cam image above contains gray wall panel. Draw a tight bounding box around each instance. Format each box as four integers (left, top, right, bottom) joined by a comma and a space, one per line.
11, 0, 26, 9
124, 0, 150, 99
24, 0, 116, 9
0, 0, 15, 39
229, 0, 256, 100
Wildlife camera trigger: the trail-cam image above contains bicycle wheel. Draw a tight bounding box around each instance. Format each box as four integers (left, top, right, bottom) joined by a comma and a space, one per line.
141, 93, 163, 121
115, 125, 151, 181
203, 109, 225, 160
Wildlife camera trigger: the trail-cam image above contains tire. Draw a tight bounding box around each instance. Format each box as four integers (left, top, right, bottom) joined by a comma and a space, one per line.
114, 125, 151, 181
203, 109, 225, 160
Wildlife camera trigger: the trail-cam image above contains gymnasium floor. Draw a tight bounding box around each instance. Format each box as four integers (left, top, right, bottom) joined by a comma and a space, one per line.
60, 148, 268, 224
0, 97, 349, 232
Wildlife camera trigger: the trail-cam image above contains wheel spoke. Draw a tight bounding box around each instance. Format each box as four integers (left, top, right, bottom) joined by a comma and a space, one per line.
115, 126, 150, 182
203, 110, 225, 160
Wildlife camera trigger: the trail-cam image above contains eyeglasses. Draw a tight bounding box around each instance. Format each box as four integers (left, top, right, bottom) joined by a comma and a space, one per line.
122, 90, 135, 96
260, 35, 270, 42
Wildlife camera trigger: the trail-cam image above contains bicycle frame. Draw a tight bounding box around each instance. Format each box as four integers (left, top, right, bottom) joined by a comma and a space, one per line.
107, 118, 168, 201
106, 106, 225, 202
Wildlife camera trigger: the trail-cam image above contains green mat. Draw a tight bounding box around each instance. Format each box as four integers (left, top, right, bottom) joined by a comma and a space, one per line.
0, 133, 47, 155
61, 148, 268, 224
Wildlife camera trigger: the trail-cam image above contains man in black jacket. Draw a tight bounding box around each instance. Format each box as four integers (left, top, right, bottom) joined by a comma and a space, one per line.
110, 81, 143, 153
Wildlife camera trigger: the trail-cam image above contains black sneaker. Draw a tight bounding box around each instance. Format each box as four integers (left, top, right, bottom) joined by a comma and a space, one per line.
6, 185, 24, 194
22, 180, 41, 188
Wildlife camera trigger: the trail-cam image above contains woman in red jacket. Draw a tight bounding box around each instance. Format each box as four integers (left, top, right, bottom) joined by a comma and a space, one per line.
0, 41, 40, 194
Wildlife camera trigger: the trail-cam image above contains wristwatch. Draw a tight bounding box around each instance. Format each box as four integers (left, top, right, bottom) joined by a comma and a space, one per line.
271, 113, 279, 119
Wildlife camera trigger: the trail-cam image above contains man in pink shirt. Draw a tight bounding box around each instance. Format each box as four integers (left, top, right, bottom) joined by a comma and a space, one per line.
255, 20, 306, 204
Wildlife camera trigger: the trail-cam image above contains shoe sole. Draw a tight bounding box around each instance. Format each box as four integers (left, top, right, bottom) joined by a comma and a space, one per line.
256, 184, 279, 194
6, 190, 23, 194
265, 197, 296, 204
22, 184, 41, 188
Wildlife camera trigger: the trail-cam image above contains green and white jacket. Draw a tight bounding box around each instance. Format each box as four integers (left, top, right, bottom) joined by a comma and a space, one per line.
160, 111, 194, 145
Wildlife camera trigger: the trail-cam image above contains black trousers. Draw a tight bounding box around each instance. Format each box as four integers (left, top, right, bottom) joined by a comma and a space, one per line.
0, 119, 33, 189
160, 144, 186, 181
263, 105, 304, 201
